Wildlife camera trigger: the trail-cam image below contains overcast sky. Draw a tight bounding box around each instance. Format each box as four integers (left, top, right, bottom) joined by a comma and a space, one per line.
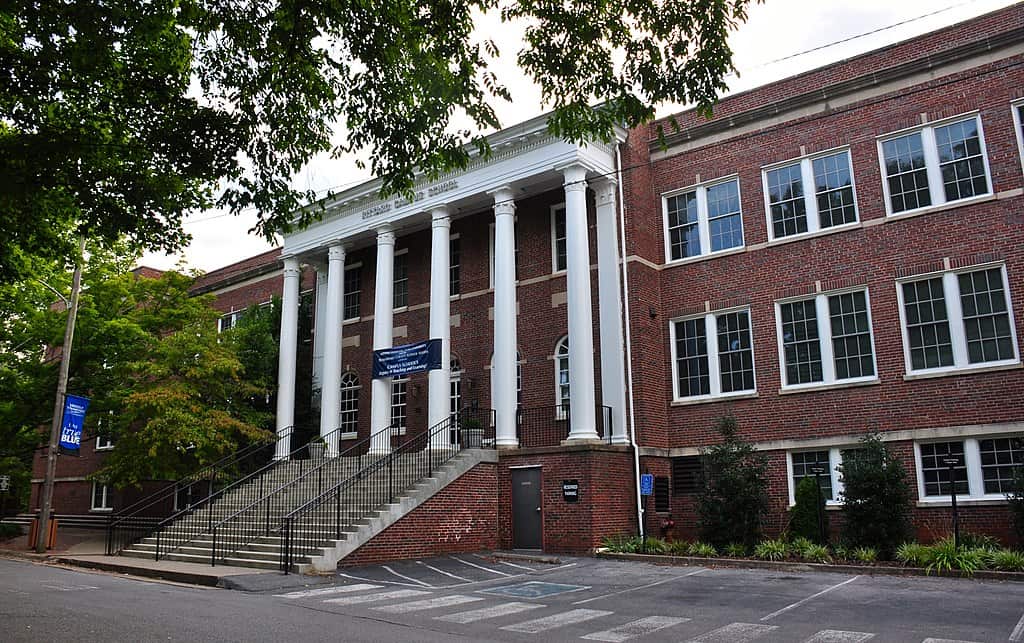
140, 0, 1018, 274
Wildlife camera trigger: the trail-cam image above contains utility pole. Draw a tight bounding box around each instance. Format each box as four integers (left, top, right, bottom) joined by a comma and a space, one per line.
36, 238, 85, 553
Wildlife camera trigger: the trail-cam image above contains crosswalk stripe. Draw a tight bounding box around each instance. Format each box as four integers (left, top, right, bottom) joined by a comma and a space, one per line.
581, 616, 691, 642
372, 594, 485, 614
435, 601, 545, 624
922, 639, 983, 643
803, 630, 875, 643
501, 608, 614, 634
274, 583, 383, 599
323, 588, 429, 606
685, 622, 779, 643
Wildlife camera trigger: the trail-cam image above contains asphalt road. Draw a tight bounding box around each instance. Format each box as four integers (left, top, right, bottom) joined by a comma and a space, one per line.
2, 555, 1024, 642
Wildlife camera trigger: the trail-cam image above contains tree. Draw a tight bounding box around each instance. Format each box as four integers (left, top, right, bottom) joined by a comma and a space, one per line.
697, 415, 769, 549
1008, 454, 1024, 544
838, 434, 912, 555
789, 477, 829, 544
1, 0, 759, 282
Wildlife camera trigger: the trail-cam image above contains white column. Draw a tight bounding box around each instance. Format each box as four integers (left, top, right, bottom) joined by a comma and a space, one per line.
595, 179, 629, 444
428, 207, 452, 449
370, 225, 395, 454
274, 256, 301, 460
491, 187, 519, 448
311, 265, 328, 405
562, 164, 600, 441
319, 243, 345, 456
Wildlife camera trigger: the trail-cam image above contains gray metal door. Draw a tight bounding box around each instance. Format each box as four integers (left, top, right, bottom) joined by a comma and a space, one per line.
511, 468, 542, 549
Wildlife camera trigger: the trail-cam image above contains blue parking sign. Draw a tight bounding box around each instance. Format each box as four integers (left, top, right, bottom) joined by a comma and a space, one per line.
640, 473, 654, 496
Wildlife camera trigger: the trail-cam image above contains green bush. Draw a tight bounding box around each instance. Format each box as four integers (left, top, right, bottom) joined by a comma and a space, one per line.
669, 539, 692, 555
1007, 462, 1024, 543
724, 543, 747, 557
688, 542, 718, 557
754, 539, 789, 561
790, 537, 815, 558
926, 538, 982, 576
789, 477, 829, 544
895, 542, 932, 567
800, 543, 832, 564
838, 434, 912, 556
831, 544, 851, 561
640, 537, 669, 554
991, 549, 1024, 572
697, 416, 769, 549
959, 532, 1001, 551
0, 523, 23, 540
601, 534, 643, 553
852, 547, 878, 563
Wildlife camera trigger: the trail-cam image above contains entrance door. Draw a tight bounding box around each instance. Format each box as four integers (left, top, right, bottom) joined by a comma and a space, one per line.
511, 467, 542, 549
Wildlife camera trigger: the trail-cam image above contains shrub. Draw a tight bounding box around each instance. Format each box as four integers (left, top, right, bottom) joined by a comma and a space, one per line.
755, 539, 789, 561
724, 543, 747, 557
800, 543, 832, 564
838, 434, 912, 556
1006, 461, 1024, 543
688, 542, 718, 557
697, 415, 769, 549
991, 549, 1024, 572
640, 537, 669, 554
790, 537, 815, 558
789, 477, 829, 544
895, 542, 932, 568
926, 538, 982, 576
959, 532, 1001, 551
601, 534, 642, 553
852, 547, 878, 563
0, 523, 23, 540
669, 539, 692, 555
831, 544, 850, 562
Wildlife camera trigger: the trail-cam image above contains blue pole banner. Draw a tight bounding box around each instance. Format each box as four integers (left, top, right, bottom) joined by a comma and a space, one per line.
59, 394, 90, 452
373, 339, 443, 379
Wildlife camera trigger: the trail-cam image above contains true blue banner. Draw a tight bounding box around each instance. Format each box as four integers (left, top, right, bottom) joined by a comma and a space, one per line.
59, 394, 90, 452
373, 339, 442, 379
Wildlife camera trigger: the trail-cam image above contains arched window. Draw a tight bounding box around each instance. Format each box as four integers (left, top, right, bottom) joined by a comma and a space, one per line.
449, 356, 463, 418
340, 371, 360, 436
555, 336, 570, 413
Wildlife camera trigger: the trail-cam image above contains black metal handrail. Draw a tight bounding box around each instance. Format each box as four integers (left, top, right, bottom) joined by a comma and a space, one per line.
201, 424, 398, 565
516, 404, 613, 448
278, 408, 495, 573
149, 423, 358, 561
105, 427, 290, 555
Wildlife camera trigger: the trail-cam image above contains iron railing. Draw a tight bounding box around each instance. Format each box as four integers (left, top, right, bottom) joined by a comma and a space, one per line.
278, 408, 495, 573
105, 427, 290, 555
149, 423, 357, 561
516, 404, 612, 448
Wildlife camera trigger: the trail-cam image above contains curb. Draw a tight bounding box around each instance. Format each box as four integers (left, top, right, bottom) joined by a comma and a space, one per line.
596, 551, 1024, 582
49, 556, 225, 587
485, 551, 563, 565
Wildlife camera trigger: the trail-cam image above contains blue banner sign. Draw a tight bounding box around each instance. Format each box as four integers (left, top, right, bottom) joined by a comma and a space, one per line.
59, 394, 90, 451
639, 473, 654, 496
373, 339, 442, 379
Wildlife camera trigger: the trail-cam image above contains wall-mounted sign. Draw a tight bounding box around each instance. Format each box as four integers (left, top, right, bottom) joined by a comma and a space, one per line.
640, 473, 654, 496
373, 339, 442, 379
59, 394, 90, 452
562, 479, 579, 503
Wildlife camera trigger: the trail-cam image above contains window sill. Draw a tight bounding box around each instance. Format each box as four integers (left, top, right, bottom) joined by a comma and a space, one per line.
916, 498, 1009, 508
342, 316, 361, 325
778, 378, 880, 396
766, 221, 861, 247
883, 192, 996, 221
339, 432, 358, 441
95, 447, 115, 452
903, 361, 1021, 381
392, 306, 409, 314
90, 508, 113, 513
663, 246, 746, 268
671, 391, 758, 407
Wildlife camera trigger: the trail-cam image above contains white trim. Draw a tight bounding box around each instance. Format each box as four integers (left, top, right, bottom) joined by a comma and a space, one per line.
761, 147, 858, 242
550, 202, 567, 274
554, 335, 570, 414
343, 262, 362, 321
785, 447, 850, 507
661, 175, 744, 263
1012, 99, 1024, 181
95, 435, 114, 451
90, 481, 113, 512
913, 434, 1024, 503
668, 305, 757, 402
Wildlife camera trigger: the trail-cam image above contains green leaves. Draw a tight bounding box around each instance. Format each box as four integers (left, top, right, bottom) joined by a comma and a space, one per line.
697, 415, 769, 549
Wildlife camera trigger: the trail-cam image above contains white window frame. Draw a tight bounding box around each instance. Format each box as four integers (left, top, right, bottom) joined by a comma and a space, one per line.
96, 434, 114, 451
896, 263, 1020, 377
339, 371, 360, 439
761, 147, 858, 242
449, 356, 463, 417
1012, 99, 1024, 178
449, 233, 461, 298
774, 288, 878, 391
550, 203, 567, 274
391, 376, 408, 435
662, 175, 744, 262
488, 219, 519, 289
786, 448, 848, 507
393, 248, 409, 311
914, 436, 1024, 503
554, 335, 570, 417
217, 310, 243, 333
91, 482, 113, 512
669, 306, 757, 402
877, 112, 993, 217
488, 350, 524, 424
342, 262, 363, 321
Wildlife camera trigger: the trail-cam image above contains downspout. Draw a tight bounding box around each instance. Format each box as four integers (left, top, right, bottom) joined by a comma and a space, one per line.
615, 143, 645, 539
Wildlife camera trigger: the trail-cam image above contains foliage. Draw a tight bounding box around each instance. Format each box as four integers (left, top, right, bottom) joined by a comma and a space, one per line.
800, 543, 832, 564
789, 537, 815, 557
724, 543, 748, 557
601, 534, 643, 553
640, 537, 669, 554
789, 477, 829, 544
687, 542, 718, 558
1007, 459, 1024, 543
895, 542, 932, 568
0, 0, 760, 283
224, 298, 282, 418
697, 415, 770, 549
754, 539, 789, 561
831, 544, 851, 562
0, 523, 23, 540
925, 538, 981, 576
668, 539, 691, 555
852, 547, 878, 564
990, 549, 1024, 572
838, 434, 913, 556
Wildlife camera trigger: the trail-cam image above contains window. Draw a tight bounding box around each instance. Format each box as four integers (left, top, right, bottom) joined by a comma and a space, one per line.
776, 289, 876, 388
393, 252, 408, 309
390, 377, 408, 434
555, 336, 570, 412
654, 476, 671, 513
95, 411, 114, 450
91, 482, 112, 511
1013, 101, 1024, 174
787, 449, 845, 505
449, 356, 463, 418
551, 205, 567, 272
96, 434, 114, 451
915, 437, 1024, 501
488, 350, 523, 422
449, 236, 461, 296
663, 177, 743, 261
879, 115, 991, 215
217, 311, 243, 333
343, 264, 362, 320
340, 371, 360, 436
671, 456, 703, 495
898, 265, 1018, 375
670, 309, 756, 400
763, 150, 857, 240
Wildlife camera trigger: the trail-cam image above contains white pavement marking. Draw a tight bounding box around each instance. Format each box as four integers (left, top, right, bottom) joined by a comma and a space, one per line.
494, 560, 536, 571
373, 594, 485, 614
760, 576, 861, 621
275, 583, 382, 599
337, 572, 426, 588
573, 568, 705, 605
1011, 610, 1024, 642
685, 622, 779, 643
802, 630, 875, 643
450, 555, 512, 576
581, 615, 691, 642
922, 639, 983, 643
323, 588, 429, 606
382, 564, 433, 587
416, 560, 471, 582
501, 608, 613, 634
436, 602, 545, 624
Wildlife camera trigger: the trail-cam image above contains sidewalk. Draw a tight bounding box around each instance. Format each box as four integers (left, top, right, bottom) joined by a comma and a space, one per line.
0, 526, 275, 587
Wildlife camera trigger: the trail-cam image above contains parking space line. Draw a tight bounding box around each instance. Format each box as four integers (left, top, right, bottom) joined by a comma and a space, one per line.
450, 556, 512, 576
416, 560, 471, 582
759, 576, 860, 622
382, 564, 433, 587
1011, 610, 1024, 642
501, 608, 613, 633
802, 630, 874, 643
481, 557, 535, 572
573, 568, 705, 605
581, 615, 690, 642
275, 583, 382, 598
436, 601, 545, 624
372, 594, 484, 614
922, 638, 982, 643
686, 622, 778, 643
323, 588, 429, 606
337, 572, 425, 588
